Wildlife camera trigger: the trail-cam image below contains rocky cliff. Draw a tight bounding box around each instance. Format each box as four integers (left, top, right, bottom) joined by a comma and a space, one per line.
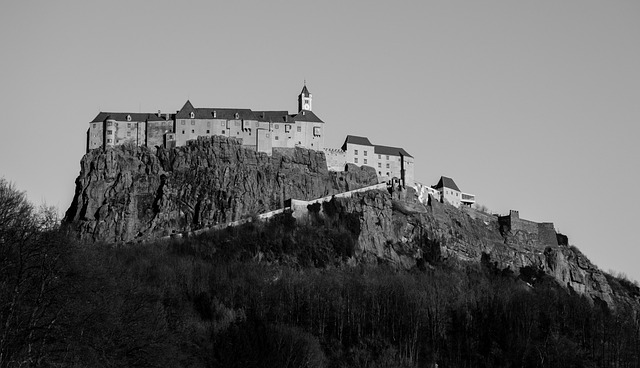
65, 137, 637, 309
64, 136, 378, 243
315, 189, 635, 308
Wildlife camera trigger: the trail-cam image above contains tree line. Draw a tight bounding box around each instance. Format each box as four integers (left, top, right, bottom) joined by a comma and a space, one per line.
1, 178, 639, 367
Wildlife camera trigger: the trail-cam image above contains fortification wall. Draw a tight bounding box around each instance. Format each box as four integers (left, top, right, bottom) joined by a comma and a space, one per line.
538, 223, 558, 246
512, 217, 539, 235
324, 148, 347, 171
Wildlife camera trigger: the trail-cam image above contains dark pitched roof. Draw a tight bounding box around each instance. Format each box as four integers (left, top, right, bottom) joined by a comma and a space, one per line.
255, 111, 290, 123
434, 176, 461, 192
175, 100, 258, 120
90, 112, 170, 123
374, 145, 413, 158
290, 110, 323, 123
300, 85, 310, 96
341, 135, 374, 150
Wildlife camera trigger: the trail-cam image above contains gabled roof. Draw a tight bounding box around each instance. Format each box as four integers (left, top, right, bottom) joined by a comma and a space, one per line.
341, 135, 374, 150
290, 110, 323, 123
255, 111, 290, 123
434, 176, 461, 192
90, 112, 170, 123
374, 145, 413, 158
175, 100, 257, 120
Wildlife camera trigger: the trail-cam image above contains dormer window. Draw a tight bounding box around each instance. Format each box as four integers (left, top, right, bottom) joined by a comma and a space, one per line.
126, 115, 132, 122
213, 111, 217, 118
235, 112, 239, 119
190, 112, 195, 119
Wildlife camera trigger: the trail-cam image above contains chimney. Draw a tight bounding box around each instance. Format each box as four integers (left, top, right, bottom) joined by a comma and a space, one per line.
157, 109, 161, 117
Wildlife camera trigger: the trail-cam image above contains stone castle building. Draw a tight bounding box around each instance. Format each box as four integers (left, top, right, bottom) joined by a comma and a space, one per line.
324, 135, 415, 187
87, 85, 324, 154
86, 84, 468, 200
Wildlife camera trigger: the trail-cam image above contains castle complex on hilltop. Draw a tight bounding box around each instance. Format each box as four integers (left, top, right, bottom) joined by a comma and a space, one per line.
87, 85, 324, 155
86, 84, 475, 206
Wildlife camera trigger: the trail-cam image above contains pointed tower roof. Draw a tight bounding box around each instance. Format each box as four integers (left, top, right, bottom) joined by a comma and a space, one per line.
300, 85, 310, 96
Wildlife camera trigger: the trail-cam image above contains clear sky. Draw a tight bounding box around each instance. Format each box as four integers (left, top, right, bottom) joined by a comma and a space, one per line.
1, 1, 638, 281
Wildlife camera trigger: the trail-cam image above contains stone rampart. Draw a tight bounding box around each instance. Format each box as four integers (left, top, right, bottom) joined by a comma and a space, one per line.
498, 210, 558, 247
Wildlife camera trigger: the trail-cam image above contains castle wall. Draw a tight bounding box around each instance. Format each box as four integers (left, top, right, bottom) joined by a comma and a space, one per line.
323, 148, 347, 171
146, 120, 174, 149
87, 122, 103, 151
498, 210, 559, 247
538, 223, 559, 246
257, 129, 272, 155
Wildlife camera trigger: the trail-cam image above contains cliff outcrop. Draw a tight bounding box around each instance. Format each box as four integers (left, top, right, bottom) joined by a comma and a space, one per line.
64, 136, 378, 243
65, 137, 635, 308
315, 190, 624, 307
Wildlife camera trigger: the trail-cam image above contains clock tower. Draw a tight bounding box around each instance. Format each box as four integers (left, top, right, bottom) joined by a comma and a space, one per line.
298, 84, 312, 112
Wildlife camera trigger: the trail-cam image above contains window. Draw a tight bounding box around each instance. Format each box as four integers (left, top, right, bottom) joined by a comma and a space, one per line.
364, 159, 368, 164
378, 163, 381, 168
285, 125, 291, 133
386, 155, 389, 160
107, 122, 112, 126
182, 130, 185, 134
275, 136, 279, 140
127, 123, 131, 128
364, 151, 367, 156
191, 121, 195, 125
206, 130, 210, 134
92, 123, 96, 129
181, 120, 185, 125
313, 127, 321, 136
297, 126, 301, 132
221, 122, 225, 127
107, 139, 112, 143
107, 130, 113, 135
190, 112, 195, 119
386, 163, 390, 168
354, 158, 358, 163
378, 154, 381, 159
192, 130, 195, 133
127, 131, 131, 137
221, 130, 225, 134
354, 149, 358, 155
274, 124, 279, 129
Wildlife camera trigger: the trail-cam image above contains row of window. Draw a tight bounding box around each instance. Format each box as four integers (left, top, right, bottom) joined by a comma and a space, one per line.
353, 149, 393, 161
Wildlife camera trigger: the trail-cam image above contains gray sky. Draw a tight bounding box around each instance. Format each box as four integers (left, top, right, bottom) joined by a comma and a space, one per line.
1, 1, 638, 281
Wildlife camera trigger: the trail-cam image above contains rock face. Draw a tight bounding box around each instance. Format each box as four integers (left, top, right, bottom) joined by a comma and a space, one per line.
318, 189, 620, 307
65, 137, 632, 308
64, 136, 378, 243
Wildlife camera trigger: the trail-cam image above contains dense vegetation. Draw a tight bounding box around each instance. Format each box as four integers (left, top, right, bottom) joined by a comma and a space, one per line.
1, 179, 640, 367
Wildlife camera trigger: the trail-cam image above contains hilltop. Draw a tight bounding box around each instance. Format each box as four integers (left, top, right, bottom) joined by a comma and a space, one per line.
63, 136, 639, 310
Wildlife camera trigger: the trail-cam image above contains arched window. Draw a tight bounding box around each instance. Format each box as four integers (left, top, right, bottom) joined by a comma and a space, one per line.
190, 112, 195, 119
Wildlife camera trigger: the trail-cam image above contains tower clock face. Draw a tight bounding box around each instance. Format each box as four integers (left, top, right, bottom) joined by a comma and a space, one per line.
304, 103, 310, 110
